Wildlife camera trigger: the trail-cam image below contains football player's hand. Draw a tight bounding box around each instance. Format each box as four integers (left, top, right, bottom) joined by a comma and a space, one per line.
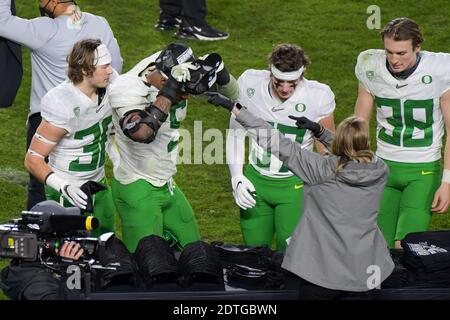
204, 92, 236, 111
179, 54, 222, 95
46, 173, 88, 210
231, 175, 256, 210
61, 184, 88, 210
171, 62, 199, 82
158, 75, 184, 104
288, 115, 323, 137
431, 183, 450, 213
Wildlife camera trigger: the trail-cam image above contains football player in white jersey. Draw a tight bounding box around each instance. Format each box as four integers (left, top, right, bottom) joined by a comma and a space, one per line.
109, 43, 238, 252
24, 39, 117, 236
226, 44, 336, 250
355, 18, 450, 248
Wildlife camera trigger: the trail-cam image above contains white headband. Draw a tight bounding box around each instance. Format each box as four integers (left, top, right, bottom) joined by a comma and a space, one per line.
270, 64, 304, 81
94, 44, 112, 66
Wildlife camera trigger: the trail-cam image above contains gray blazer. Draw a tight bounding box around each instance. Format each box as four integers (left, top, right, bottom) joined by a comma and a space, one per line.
236, 108, 394, 292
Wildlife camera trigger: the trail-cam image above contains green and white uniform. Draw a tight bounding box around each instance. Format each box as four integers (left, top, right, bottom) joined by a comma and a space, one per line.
41, 78, 117, 235
355, 49, 450, 247
227, 69, 335, 250
109, 52, 200, 252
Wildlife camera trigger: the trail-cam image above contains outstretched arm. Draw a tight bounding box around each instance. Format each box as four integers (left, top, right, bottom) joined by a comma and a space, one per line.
205, 91, 335, 184
233, 107, 334, 185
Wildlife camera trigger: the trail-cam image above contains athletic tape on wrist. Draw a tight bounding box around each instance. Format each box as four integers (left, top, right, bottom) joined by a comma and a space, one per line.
442, 169, 450, 184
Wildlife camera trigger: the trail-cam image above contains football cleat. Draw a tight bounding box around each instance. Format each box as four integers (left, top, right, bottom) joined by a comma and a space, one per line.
155, 16, 182, 31
174, 22, 229, 41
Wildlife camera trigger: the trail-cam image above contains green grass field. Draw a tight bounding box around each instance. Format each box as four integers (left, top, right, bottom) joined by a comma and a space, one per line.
1, 0, 450, 299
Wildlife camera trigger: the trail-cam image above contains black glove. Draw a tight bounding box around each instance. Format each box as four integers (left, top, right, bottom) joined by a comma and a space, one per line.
204, 92, 236, 111
207, 53, 230, 86
157, 75, 183, 103
288, 115, 323, 137
182, 53, 222, 95
80, 180, 107, 213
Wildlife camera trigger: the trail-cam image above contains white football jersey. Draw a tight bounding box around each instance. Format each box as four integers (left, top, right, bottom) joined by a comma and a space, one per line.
109, 52, 187, 187
356, 49, 450, 162
41, 77, 116, 184
237, 69, 335, 178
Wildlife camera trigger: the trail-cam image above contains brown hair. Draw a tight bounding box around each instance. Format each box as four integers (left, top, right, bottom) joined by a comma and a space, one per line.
381, 17, 424, 49
67, 39, 102, 84
268, 44, 310, 74
331, 116, 374, 173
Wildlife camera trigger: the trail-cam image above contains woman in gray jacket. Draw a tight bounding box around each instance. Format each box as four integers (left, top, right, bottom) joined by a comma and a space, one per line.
206, 92, 394, 299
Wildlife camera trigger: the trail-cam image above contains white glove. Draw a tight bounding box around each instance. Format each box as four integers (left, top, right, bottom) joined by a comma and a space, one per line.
46, 173, 88, 210
171, 62, 199, 82
231, 175, 256, 210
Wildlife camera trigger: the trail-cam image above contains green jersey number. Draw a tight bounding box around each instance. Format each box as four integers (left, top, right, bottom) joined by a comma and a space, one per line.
252, 122, 306, 173
166, 101, 187, 152
169, 100, 187, 129
69, 116, 112, 172
375, 97, 434, 147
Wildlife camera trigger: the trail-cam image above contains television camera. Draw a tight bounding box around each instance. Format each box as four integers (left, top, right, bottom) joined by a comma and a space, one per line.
0, 201, 115, 269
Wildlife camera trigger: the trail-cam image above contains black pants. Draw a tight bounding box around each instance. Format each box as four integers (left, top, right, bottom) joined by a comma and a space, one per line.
0, 260, 80, 300
159, 0, 207, 26
26, 112, 46, 210
0, 0, 22, 108
298, 277, 374, 300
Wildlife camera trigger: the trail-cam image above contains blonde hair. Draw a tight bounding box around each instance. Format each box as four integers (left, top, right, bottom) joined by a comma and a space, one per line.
331, 116, 374, 173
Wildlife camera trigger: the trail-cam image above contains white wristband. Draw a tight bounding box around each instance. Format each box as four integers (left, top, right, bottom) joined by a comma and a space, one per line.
442, 169, 450, 184
45, 173, 66, 192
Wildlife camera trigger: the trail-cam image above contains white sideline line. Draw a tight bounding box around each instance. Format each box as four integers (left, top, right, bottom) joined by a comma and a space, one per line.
0, 167, 29, 187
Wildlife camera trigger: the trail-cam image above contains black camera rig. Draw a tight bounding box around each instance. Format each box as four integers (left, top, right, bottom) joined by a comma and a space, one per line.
0, 201, 99, 261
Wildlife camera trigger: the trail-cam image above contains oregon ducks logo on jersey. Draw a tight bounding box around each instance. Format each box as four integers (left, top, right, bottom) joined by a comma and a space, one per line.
247, 88, 255, 98
295, 103, 306, 112
366, 70, 375, 81
422, 75, 433, 84
73, 106, 80, 118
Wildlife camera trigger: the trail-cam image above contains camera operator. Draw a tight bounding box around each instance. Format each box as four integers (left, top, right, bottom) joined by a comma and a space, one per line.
0, 240, 84, 300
